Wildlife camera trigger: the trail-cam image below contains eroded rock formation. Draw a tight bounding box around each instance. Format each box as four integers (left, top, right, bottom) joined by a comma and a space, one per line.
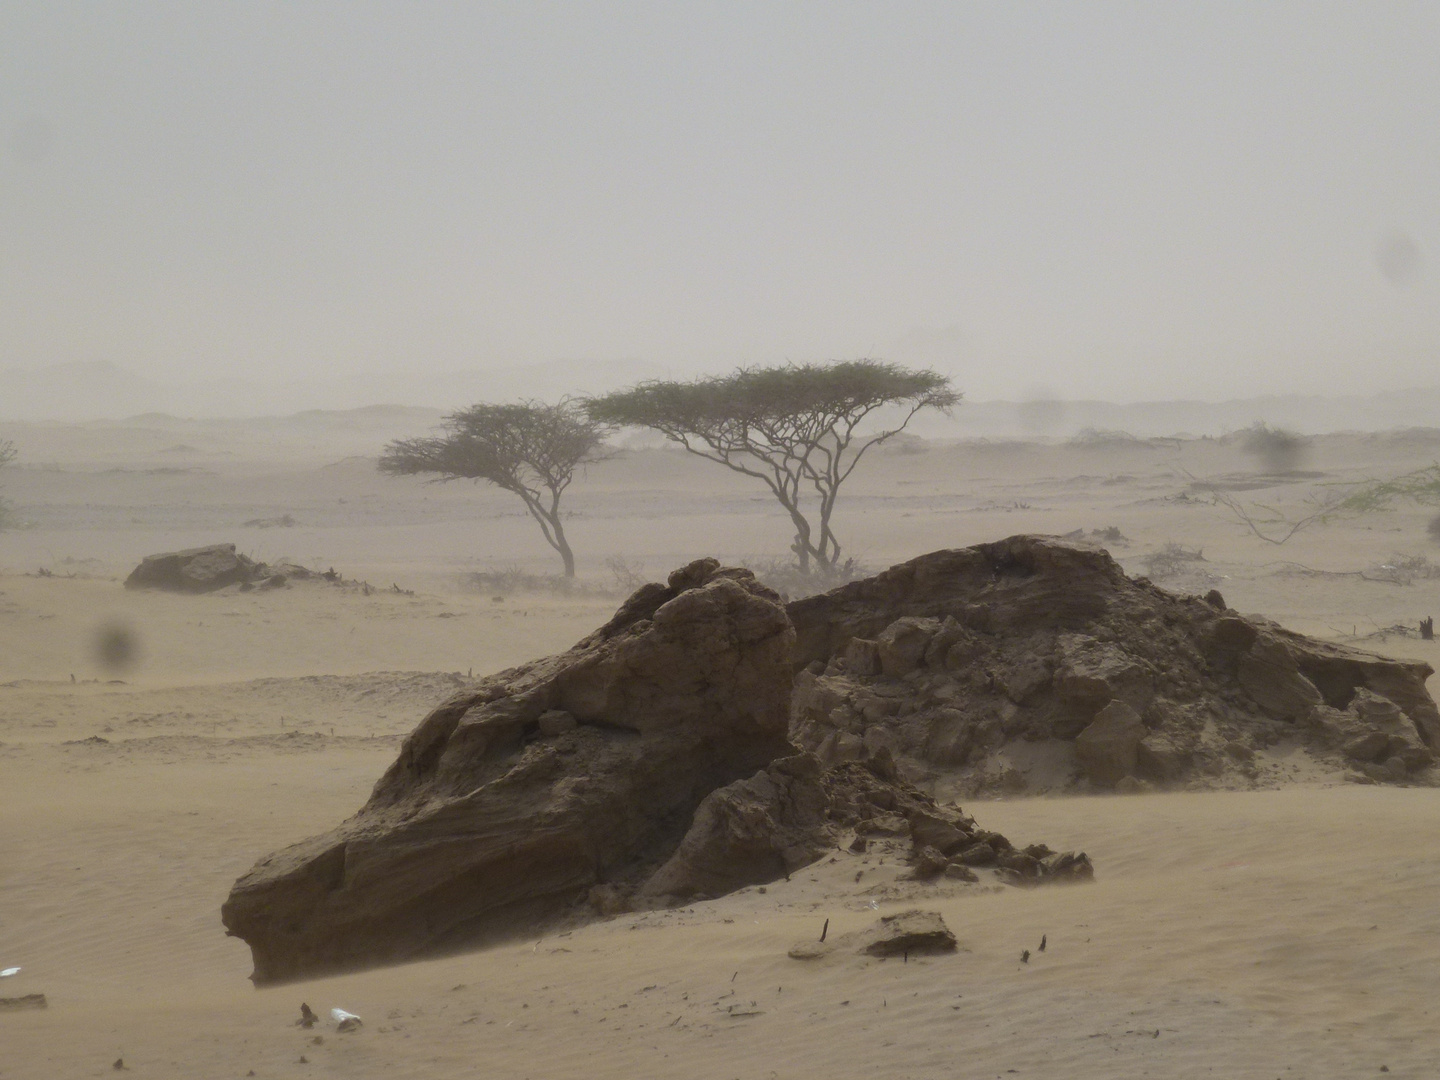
222, 553, 1092, 984
788, 535, 1440, 794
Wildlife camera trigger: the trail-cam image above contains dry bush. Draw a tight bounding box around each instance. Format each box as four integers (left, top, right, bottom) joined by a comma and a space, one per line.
1141, 542, 1206, 579
743, 556, 872, 601
1365, 554, 1440, 586
1237, 421, 1309, 473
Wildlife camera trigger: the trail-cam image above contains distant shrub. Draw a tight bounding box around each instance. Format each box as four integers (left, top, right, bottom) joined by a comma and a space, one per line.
1238, 421, 1309, 473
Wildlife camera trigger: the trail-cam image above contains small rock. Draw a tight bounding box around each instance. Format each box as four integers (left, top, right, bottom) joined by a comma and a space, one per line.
843, 638, 881, 676
786, 940, 831, 961
942, 863, 978, 882
955, 842, 996, 867
843, 910, 958, 957
911, 845, 949, 879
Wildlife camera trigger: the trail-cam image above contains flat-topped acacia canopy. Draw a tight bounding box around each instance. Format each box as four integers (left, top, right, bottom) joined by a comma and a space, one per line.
587, 361, 959, 573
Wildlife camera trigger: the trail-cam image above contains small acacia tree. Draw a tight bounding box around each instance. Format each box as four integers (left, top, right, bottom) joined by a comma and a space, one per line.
587, 360, 959, 573
379, 401, 610, 578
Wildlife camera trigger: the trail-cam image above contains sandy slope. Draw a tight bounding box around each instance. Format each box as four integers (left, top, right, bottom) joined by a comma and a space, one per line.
5, 416, 1440, 1077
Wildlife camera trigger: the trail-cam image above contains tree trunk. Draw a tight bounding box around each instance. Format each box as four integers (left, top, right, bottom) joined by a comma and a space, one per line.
550, 515, 577, 578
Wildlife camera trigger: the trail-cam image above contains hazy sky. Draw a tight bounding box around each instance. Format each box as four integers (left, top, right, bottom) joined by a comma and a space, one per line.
2, 2, 1437, 403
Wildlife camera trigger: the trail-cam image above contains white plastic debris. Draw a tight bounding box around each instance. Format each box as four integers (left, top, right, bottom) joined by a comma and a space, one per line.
0, 967, 20, 978
330, 1007, 362, 1031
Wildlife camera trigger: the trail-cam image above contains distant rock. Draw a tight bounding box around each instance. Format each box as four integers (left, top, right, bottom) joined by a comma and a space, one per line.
124, 544, 258, 593
124, 546, 329, 593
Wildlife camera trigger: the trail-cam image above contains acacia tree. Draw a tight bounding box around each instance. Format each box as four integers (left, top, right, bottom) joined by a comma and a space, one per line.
379, 401, 610, 578
587, 361, 959, 573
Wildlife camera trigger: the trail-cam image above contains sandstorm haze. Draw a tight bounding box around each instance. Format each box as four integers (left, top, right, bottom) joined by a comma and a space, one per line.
2, 2, 1438, 417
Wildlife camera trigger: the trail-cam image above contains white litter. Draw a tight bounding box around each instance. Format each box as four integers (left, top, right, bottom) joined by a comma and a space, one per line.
0, 967, 20, 978
331, 1008, 362, 1031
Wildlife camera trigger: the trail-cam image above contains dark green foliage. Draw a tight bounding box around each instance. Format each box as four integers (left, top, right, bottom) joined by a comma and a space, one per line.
587, 361, 959, 572
379, 401, 610, 578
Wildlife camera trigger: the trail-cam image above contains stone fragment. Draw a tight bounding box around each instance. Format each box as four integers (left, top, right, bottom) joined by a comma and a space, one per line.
841, 910, 958, 957
877, 617, 942, 677
912, 845, 950, 879
843, 638, 881, 676
955, 842, 996, 866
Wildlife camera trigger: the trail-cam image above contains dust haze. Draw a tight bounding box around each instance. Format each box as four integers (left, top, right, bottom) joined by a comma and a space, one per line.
4, 5, 1440, 1078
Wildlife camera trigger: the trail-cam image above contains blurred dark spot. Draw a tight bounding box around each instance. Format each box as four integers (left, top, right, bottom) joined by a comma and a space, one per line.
1376, 230, 1422, 286
94, 621, 140, 672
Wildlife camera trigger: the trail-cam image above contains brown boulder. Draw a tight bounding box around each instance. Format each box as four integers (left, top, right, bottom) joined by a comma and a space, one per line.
124, 544, 258, 593
637, 754, 831, 902
222, 561, 796, 984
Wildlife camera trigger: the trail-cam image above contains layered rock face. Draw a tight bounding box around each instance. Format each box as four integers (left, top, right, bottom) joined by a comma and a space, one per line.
788, 536, 1440, 793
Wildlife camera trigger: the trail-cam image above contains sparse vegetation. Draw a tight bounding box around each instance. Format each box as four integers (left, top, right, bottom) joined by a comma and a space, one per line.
603, 555, 648, 593
380, 401, 611, 578
1334, 463, 1440, 515
1208, 487, 1347, 545
586, 361, 959, 573
741, 554, 872, 600
1237, 421, 1309, 473
1364, 554, 1440, 586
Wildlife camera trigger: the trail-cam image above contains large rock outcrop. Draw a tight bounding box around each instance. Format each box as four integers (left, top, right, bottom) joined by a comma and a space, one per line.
222, 559, 797, 983
788, 535, 1440, 793
223, 554, 1093, 984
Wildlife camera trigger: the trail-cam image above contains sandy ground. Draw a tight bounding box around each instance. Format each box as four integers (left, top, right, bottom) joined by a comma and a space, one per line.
5, 413, 1440, 1077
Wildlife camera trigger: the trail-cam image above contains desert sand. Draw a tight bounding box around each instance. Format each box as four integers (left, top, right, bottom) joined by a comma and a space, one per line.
4, 412, 1440, 1078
